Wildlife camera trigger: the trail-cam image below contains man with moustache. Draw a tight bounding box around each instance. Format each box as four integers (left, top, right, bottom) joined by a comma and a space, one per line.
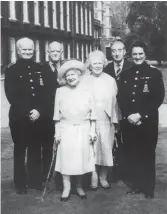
40, 41, 63, 184
4, 37, 46, 193
104, 39, 132, 183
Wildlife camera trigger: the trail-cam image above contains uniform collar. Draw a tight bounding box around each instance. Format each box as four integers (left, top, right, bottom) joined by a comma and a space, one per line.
17, 58, 34, 65
134, 61, 149, 70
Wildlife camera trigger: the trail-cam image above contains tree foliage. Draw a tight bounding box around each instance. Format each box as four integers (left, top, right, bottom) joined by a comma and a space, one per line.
125, 1, 167, 60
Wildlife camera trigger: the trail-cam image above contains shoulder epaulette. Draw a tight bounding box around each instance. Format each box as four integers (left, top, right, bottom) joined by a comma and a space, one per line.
5, 62, 16, 69
150, 64, 159, 69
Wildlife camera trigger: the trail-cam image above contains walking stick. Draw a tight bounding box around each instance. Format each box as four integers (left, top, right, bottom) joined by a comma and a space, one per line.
41, 145, 58, 202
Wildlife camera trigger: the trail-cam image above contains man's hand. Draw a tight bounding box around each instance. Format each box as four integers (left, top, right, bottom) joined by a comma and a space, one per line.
53, 136, 61, 151
29, 109, 40, 122
127, 113, 141, 125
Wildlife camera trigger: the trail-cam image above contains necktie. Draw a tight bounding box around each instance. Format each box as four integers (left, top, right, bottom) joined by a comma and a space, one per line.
52, 63, 57, 72
116, 65, 121, 76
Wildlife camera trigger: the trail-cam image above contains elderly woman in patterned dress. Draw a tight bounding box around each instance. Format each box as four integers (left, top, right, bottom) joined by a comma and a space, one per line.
53, 59, 97, 201
86, 50, 118, 189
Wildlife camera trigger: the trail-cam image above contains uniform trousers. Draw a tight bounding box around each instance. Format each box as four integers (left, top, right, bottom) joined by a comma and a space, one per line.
9, 116, 54, 189
121, 119, 158, 196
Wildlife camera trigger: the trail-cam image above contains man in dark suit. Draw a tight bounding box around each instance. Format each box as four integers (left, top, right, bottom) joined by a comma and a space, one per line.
104, 39, 132, 183
40, 41, 63, 184
118, 41, 165, 197
4, 37, 48, 193
104, 39, 132, 81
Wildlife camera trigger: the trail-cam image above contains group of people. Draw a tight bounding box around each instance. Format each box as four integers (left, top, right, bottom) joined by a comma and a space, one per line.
4, 37, 165, 202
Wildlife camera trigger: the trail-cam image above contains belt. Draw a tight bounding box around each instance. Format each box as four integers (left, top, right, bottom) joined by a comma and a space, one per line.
60, 120, 89, 126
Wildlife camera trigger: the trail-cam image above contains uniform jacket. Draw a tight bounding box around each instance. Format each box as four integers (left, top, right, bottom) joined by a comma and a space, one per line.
117, 62, 165, 122
40, 62, 60, 119
104, 59, 132, 82
4, 59, 49, 121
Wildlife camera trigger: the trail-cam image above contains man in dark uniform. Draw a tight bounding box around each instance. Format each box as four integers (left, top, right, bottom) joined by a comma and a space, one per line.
40, 41, 63, 183
4, 37, 48, 193
118, 41, 165, 198
104, 39, 132, 182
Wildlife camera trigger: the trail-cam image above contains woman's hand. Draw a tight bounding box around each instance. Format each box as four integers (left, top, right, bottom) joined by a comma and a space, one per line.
89, 132, 97, 144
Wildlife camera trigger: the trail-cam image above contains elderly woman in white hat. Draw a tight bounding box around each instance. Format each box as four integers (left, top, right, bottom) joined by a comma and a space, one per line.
86, 50, 118, 190
53, 59, 96, 201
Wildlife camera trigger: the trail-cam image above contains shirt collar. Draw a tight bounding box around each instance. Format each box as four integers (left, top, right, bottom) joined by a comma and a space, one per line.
49, 61, 61, 72
113, 59, 124, 70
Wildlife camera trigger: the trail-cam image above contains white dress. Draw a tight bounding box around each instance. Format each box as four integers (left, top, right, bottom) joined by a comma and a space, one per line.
87, 73, 118, 167
53, 84, 96, 175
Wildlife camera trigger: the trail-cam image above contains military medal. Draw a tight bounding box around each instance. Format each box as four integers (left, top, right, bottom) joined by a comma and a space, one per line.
143, 81, 149, 92
39, 76, 44, 86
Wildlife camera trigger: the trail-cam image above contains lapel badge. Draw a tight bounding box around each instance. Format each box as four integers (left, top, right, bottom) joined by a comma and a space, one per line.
143, 83, 149, 92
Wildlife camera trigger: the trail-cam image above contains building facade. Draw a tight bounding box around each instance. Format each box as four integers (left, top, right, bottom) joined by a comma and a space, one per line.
94, 1, 113, 57
1, 1, 100, 127
1, 1, 95, 74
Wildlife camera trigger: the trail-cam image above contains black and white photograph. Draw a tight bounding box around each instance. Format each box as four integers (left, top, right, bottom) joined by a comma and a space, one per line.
1, 1, 167, 214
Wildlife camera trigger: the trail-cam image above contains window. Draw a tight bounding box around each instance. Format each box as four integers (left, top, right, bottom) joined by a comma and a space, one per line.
89, 9, 92, 36
44, 1, 50, 27
75, 3, 79, 33
35, 40, 40, 62
23, 1, 29, 23
94, 12, 98, 19
67, 44, 71, 59
94, 2, 97, 8
66, 1, 71, 31
61, 42, 64, 60
60, 2, 64, 30
9, 37, 17, 63
85, 8, 88, 35
45, 41, 49, 61
34, 1, 40, 25
81, 44, 84, 62
52, 2, 57, 29
86, 44, 88, 59
89, 44, 92, 52
9, 1, 17, 21
76, 43, 79, 59
80, 5, 84, 34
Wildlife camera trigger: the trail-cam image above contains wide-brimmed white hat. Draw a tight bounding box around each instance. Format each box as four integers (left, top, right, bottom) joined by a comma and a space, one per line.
58, 59, 85, 82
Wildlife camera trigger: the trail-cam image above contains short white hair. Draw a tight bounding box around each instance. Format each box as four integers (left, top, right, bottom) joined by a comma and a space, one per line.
86, 50, 108, 70
48, 41, 63, 52
16, 37, 34, 50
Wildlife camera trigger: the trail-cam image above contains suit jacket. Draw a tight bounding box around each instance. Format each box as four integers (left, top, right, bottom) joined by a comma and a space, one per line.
40, 62, 60, 119
104, 59, 132, 82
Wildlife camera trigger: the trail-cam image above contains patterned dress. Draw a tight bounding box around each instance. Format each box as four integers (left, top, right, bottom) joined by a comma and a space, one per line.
53, 84, 96, 175
87, 73, 118, 166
